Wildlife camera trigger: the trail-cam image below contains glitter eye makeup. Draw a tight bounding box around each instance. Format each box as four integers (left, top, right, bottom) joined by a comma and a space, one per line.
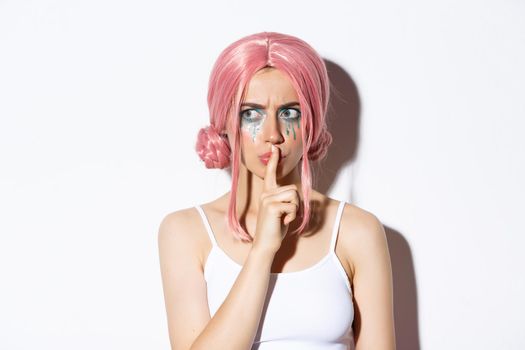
240, 108, 265, 122
280, 108, 301, 140
240, 105, 302, 142
278, 108, 301, 120
240, 108, 266, 141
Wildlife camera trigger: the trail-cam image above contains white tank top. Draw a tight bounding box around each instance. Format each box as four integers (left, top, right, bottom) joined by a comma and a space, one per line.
195, 200, 355, 350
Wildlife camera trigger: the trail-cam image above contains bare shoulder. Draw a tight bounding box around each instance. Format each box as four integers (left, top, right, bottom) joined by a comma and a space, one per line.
158, 207, 198, 242
338, 202, 388, 283
337, 203, 396, 347
157, 206, 209, 269
157, 206, 214, 349
340, 203, 385, 245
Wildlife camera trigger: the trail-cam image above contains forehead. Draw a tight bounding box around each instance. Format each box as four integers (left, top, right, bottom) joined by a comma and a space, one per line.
243, 68, 299, 103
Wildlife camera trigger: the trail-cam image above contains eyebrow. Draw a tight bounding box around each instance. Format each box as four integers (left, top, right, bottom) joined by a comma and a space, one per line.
240, 101, 300, 109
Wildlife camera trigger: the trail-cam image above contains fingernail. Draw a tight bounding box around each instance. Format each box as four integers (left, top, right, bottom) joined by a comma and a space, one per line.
271, 145, 275, 152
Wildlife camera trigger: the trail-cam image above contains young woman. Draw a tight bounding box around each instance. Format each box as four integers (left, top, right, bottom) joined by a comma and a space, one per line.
158, 32, 396, 350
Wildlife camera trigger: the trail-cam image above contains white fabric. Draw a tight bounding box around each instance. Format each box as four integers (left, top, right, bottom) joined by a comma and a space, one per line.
195, 200, 355, 350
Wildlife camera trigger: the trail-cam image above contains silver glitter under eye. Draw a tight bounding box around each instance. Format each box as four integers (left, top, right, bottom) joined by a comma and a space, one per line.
240, 107, 302, 142
240, 108, 266, 142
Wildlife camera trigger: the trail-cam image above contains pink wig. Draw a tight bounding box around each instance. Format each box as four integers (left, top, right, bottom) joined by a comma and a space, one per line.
195, 32, 332, 242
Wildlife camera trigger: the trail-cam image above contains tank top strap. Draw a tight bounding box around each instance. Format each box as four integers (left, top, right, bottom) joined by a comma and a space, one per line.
195, 205, 218, 247
329, 200, 347, 252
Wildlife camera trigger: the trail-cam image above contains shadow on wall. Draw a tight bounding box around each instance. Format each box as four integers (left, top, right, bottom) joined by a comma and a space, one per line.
319, 59, 421, 350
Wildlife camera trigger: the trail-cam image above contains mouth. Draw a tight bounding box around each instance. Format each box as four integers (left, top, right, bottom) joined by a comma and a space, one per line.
259, 155, 286, 166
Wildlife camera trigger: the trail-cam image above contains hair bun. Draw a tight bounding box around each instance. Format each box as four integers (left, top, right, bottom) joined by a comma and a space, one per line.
195, 125, 231, 169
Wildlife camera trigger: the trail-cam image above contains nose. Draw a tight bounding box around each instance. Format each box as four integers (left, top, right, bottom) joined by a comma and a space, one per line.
262, 111, 284, 144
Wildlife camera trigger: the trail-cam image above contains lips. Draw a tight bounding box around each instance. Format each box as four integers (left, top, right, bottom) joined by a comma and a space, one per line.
259, 151, 286, 166
259, 151, 274, 159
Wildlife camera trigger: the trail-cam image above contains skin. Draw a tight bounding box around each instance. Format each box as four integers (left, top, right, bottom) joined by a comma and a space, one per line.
224, 67, 305, 219
158, 67, 396, 350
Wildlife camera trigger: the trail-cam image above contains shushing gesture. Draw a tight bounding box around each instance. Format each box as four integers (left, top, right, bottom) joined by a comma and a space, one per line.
252, 145, 300, 255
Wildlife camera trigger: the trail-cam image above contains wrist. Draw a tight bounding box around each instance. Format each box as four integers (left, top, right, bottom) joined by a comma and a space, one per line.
249, 245, 277, 262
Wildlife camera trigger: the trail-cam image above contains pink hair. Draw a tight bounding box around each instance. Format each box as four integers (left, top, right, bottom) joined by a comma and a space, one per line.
195, 32, 332, 242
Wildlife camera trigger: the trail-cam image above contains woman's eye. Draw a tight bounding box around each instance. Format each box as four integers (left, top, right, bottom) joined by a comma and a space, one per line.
279, 108, 301, 119
240, 109, 264, 121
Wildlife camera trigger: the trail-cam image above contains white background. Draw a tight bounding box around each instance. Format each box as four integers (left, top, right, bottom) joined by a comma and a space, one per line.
1, 1, 524, 349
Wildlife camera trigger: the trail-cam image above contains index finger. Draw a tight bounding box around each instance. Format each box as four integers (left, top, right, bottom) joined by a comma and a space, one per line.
264, 145, 280, 191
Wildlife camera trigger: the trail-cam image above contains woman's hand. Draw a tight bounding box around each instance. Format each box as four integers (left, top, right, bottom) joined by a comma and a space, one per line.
252, 145, 300, 255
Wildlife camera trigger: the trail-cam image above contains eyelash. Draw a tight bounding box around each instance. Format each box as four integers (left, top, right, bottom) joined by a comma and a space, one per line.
240, 108, 301, 121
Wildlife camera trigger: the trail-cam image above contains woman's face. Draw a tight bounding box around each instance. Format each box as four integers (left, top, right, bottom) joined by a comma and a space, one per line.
228, 67, 303, 180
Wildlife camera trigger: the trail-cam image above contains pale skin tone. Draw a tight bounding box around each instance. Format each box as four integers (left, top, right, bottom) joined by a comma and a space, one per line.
158, 67, 396, 349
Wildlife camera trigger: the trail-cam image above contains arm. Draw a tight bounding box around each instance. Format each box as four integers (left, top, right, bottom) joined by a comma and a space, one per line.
158, 210, 275, 350
348, 210, 396, 350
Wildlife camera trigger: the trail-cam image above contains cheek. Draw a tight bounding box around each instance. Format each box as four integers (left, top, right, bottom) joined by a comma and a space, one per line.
240, 119, 264, 142
283, 118, 301, 141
